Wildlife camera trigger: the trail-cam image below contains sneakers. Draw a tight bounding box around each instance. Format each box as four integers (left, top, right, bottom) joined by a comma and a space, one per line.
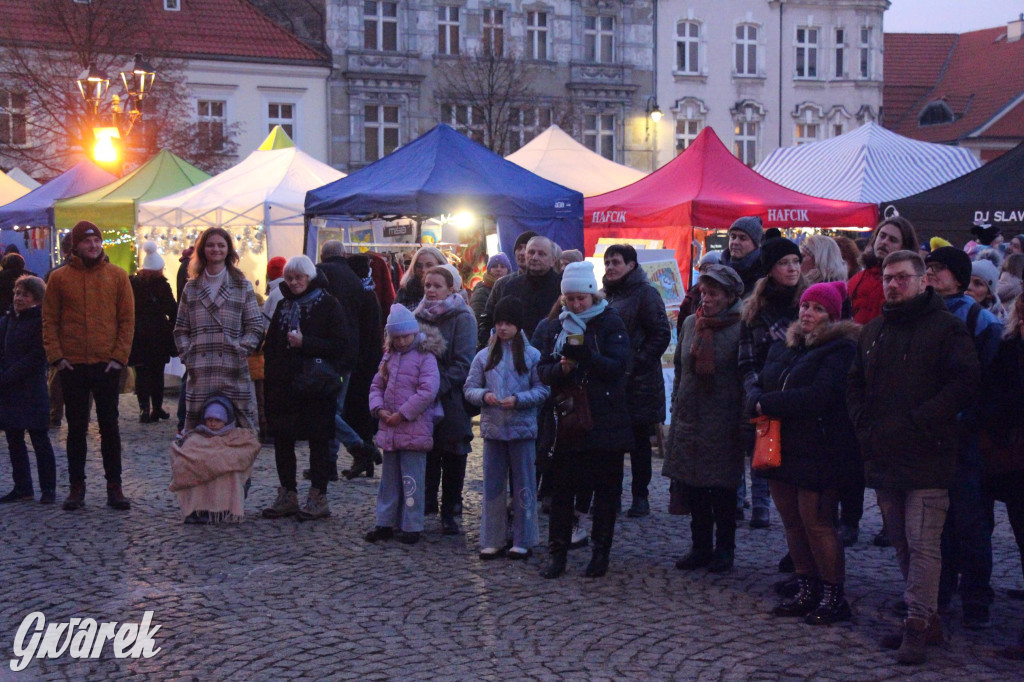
62, 482, 85, 511
570, 515, 589, 549
262, 487, 300, 518
626, 497, 650, 518
364, 526, 394, 543
106, 483, 131, 510
479, 547, 505, 560
0, 489, 34, 504
507, 546, 532, 560
296, 489, 331, 521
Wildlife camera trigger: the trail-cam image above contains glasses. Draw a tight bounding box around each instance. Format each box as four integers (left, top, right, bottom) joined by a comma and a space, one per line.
882, 274, 922, 286
925, 263, 947, 274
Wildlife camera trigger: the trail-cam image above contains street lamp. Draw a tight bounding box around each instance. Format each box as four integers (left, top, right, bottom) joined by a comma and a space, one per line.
76, 63, 110, 117
76, 54, 157, 165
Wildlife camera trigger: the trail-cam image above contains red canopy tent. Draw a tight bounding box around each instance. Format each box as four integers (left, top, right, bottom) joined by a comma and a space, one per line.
585, 127, 879, 282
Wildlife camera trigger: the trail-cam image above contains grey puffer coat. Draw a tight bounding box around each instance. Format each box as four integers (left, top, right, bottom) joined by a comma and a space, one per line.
603, 266, 671, 425
464, 333, 550, 440
663, 299, 745, 489
416, 300, 476, 454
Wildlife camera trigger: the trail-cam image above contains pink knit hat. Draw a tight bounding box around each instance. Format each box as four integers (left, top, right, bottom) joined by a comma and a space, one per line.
800, 281, 847, 321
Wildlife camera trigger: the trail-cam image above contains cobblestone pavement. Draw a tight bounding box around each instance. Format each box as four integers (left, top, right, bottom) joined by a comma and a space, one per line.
0, 394, 1021, 680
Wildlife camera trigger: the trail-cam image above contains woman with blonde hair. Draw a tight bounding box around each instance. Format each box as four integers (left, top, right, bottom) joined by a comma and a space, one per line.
800, 235, 848, 284
396, 246, 448, 310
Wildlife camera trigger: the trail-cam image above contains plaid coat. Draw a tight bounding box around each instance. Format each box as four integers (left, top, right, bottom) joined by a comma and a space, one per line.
174, 272, 264, 433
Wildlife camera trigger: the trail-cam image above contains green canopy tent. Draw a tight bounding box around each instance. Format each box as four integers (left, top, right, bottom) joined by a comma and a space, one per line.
53, 150, 210, 271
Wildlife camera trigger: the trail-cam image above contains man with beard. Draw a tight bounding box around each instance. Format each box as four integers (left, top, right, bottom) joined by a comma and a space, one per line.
848, 217, 919, 324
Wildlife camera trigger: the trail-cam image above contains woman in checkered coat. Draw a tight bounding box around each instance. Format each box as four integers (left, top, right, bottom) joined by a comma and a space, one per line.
174, 228, 265, 434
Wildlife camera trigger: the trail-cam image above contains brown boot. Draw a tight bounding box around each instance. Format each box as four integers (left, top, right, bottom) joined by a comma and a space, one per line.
880, 613, 943, 650
106, 483, 131, 510
896, 617, 928, 665
62, 482, 85, 511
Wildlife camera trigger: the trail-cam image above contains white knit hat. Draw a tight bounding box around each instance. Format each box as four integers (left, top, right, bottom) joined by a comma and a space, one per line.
561, 261, 598, 295
141, 241, 164, 271
439, 263, 462, 290
971, 259, 999, 295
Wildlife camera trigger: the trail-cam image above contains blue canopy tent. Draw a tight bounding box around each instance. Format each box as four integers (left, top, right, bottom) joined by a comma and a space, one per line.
304, 124, 583, 259
0, 161, 117, 273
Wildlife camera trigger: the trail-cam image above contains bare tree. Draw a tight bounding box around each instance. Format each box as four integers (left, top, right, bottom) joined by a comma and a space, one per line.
0, 0, 240, 177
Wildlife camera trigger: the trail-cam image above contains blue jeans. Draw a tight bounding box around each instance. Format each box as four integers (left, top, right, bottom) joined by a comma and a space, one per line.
480, 439, 539, 550
328, 372, 362, 466
375, 450, 427, 532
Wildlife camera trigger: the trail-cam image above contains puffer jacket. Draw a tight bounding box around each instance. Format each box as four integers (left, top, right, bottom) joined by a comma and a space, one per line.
464, 333, 550, 440
42, 254, 135, 366
603, 266, 671, 425
370, 327, 444, 453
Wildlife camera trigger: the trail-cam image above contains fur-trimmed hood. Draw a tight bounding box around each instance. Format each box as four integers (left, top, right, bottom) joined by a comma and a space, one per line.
414, 324, 447, 358
786, 319, 860, 349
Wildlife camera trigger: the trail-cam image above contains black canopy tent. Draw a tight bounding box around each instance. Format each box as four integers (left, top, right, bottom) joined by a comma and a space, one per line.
882, 139, 1024, 243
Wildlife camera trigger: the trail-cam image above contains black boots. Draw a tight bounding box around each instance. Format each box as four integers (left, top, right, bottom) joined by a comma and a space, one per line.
540, 543, 568, 579
707, 549, 734, 573
675, 549, 713, 570
805, 581, 852, 625
773, 575, 822, 617
106, 483, 131, 510
585, 520, 614, 578
342, 442, 381, 479
63, 482, 86, 510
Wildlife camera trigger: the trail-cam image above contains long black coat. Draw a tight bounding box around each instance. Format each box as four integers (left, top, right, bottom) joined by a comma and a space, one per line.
979, 337, 1024, 475
848, 289, 980, 490
748, 321, 861, 492
0, 306, 49, 431
264, 279, 352, 441
603, 266, 671, 426
317, 256, 369, 374
128, 272, 178, 367
536, 305, 633, 454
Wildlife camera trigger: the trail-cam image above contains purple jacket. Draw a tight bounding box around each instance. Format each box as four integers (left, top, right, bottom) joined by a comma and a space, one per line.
369, 327, 444, 453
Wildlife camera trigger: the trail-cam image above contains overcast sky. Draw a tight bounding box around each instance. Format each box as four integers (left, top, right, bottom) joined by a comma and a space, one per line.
885, 0, 1023, 33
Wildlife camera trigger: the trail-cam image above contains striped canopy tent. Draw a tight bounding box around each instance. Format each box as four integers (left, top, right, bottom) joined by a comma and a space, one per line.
754, 122, 980, 203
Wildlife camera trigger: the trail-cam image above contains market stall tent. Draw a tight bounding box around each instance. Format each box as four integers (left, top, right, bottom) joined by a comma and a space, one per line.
754, 122, 980, 203
305, 124, 583, 257
53, 150, 210, 272
0, 161, 117, 273
5, 168, 40, 190
585, 127, 879, 279
505, 125, 646, 197
138, 126, 344, 283
0, 171, 30, 206
883, 138, 1024, 242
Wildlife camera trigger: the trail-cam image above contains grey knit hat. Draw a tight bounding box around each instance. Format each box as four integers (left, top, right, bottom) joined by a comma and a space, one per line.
728, 216, 764, 245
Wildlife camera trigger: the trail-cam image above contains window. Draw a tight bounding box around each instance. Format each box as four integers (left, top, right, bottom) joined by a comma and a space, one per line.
919, 101, 954, 126
267, 102, 294, 137
441, 104, 485, 144
859, 27, 871, 78
197, 100, 226, 151
0, 90, 27, 146
508, 107, 552, 152
364, 1, 398, 51
526, 11, 548, 60
795, 123, 819, 144
437, 6, 460, 55
482, 8, 504, 57
583, 113, 615, 160
675, 21, 700, 74
364, 105, 399, 162
834, 28, 845, 78
833, 124, 843, 137
585, 16, 614, 63
795, 27, 818, 78
731, 101, 763, 166
675, 118, 701, 153
735, 24, 758, 76
163, 0, 180, 10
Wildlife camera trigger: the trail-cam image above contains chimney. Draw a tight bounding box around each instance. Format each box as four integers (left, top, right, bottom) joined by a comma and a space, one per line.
1009, 14, 1024, 43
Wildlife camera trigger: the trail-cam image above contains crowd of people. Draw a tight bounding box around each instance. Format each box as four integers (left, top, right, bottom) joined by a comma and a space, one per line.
1, 216, 1023, 665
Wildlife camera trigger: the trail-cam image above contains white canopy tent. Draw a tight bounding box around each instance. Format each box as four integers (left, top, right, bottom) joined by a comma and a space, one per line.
138, 127, 344, 281
0, 171, 30, 206
505, 125, 646, 197
5, 168, 40, 190
753, 122, 981, 203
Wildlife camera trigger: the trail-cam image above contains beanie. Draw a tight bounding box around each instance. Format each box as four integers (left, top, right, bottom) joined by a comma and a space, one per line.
929, 237, 952, 251
926, 246, 972, 291
800, 281, 847, 321
513, 231, 538, 252
266, 256, 287, 282
487, 253, 512, 273
728, 216, 764, 245
761, 227, 782, 244
71, 220, 102, 250
203, 401, 229, 424
698, 250, 722, 268
179, 246, 194, 264
970, 223, 1001, 246
385, 303, 419, 336
439, 263, 462, 291
140, 241, 164, 271
760, 237, 802, 272
493, 296, 525, 329
971, 259, 999, 296
560, 261, 598, 295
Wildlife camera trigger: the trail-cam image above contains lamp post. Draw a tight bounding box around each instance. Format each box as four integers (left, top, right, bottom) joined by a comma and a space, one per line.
645, 95, 662, 171
76, 54, 157, 166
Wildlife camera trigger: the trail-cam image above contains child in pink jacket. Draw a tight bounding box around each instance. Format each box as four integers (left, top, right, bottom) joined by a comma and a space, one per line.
364, 304, 444, 545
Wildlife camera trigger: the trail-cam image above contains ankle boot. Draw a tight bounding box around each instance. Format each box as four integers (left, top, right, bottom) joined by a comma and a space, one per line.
773, 575, 821, 617
585, 510, 615, 577
707, 548, 734, 573
540, 542, 568, 579
62, 482, 85, 511
805, 581, 852, 625
881, 613, 944, 650
342, 443, 374, 479
106, 483, 131, 510
896, 617, 928, 665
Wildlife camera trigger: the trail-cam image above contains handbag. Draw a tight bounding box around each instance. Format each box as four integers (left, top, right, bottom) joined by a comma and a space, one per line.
291, 356, 342, 399
750, 415, 781, 471
554, 380, 593, 442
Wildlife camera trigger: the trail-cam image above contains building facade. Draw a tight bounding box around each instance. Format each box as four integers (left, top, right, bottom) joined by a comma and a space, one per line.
653, 0, 887, 169
324, 0, 655, 171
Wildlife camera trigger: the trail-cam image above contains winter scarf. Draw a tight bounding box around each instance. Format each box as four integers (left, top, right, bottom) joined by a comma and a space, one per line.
414, 292, 465, 323
276, 285, 324, 335
690, 306, 741, 375
554, 299, 608, 354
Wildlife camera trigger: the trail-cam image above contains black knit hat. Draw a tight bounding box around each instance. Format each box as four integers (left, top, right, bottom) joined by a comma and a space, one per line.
970, 223, 1001, 246
493, 296, 525, 329
760, 237, 801, 272
925, 246, 972, 291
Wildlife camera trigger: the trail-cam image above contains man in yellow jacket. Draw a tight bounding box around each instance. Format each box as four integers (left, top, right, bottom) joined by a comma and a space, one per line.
43, 221, 135, 511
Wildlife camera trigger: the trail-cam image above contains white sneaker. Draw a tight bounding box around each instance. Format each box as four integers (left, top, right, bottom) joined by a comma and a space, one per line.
479, 547, 503, 560
570, 515, 589, 549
